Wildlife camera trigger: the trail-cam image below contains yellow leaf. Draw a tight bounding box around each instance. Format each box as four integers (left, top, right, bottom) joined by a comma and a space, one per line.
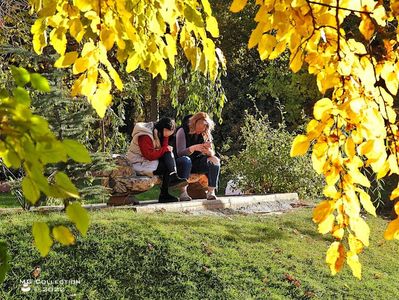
71, 74, 85, 96
31, 18, 47, 55
201, 0, 212, 15
32, 222, 53, 257
326, 242, 345, 275
290, 135, 310, 157
323, 185, 341, 200
349, 217, 369, 247
314, 98, 333, 120
318, 213, 335, 234
52, 225, 75, 245
74, 0, 93, 12
358, 189, 376, 217
258, 34, 276, 60
388, 154, 399, 175
73, 57, 89, 74
100, 28, 116, 51
50, 27, 67, 55
384, 217, 399, 240
344, 137, 356, 158
332, 227, 344, 240
81, 68, 98, 97
248, 23, 264, 49
126, 53, 141, 73
54, 51, 79, 68
89, 88, 112, 118
391, 186, 399, 200
348, 234, 363, 254
348, 168, 370, 188
230, 0, 248, 12
108, 67, 123, 91
313, 200, 334, 223
206, 16, 219, 38
347, 251, 362, 279
359, 15, 375, 41
289, 50, 303, 73
269, 41, 287, 60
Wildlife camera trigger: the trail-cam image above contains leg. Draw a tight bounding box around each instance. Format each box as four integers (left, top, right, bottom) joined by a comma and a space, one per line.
176, 156, 193, 201
206, 156, 220, 200
191, 156, 220, 200
155, 152, 187, 203
176, 156, 192, 179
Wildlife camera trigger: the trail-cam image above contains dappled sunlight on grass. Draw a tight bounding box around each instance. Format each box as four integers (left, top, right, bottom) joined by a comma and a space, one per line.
0, 208, 399, 299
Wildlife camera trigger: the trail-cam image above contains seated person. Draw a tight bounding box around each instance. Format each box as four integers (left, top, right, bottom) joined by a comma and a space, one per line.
174, 112, 220, 201
127, 117, 189, 203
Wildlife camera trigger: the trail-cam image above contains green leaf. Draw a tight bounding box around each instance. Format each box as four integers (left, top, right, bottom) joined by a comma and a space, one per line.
32, 222, 53, 257
36, 141, 67, 164
10, 66, 30, 86
0, 241, 10, 284
12, 87, 31, 105
22, 176, 41, 204
52, 225, 75, 245
30, 73, 51, 92
55, 172, 80, 199
24, 160, 50, 195
2, 150, 21, 169
63, 139, 92, 163
66, 202, 89, 237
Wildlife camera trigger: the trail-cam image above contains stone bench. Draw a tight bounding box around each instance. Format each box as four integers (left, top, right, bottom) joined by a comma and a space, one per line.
99, 155, 208, 206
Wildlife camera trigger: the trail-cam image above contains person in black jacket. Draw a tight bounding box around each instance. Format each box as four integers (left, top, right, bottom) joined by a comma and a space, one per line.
174, 112, 220, 200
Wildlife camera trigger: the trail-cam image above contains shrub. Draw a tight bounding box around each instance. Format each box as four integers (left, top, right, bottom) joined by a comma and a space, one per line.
223, 112, 323, 200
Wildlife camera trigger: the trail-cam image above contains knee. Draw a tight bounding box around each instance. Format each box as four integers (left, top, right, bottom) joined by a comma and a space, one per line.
178, 156, 192, 167
207, 156, 220, 166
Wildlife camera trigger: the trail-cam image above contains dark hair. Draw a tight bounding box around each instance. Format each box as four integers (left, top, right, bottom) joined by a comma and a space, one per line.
154, 117, 176, 142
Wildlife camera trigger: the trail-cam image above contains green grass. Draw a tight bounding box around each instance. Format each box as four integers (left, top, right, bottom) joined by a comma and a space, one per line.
0, 193, 21, 208
0, 208, 398, 299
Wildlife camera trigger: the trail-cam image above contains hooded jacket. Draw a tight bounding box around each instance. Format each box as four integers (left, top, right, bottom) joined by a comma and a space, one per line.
126, 122, 163, 175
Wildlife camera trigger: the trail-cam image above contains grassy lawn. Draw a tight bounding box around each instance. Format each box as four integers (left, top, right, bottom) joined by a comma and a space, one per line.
0, 208, 398, 299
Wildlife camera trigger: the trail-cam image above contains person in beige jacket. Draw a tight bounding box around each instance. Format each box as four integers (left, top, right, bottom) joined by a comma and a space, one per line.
127, 117, 188, 203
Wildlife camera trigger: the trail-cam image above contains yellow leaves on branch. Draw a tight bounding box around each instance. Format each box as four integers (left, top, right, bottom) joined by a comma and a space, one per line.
29, 0, 225, 117
230, 0, 399, 278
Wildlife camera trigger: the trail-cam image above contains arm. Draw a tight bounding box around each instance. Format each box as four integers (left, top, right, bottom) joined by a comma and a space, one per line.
138, 135, 170, 161
176, 128, 192, 157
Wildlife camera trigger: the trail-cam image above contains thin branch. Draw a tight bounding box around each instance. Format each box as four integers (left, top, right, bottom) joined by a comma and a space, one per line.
307, 0, 372, 15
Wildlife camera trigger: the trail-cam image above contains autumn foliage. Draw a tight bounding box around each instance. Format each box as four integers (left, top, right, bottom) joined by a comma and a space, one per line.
29, 0, 225, 117
230, 0, 399, 278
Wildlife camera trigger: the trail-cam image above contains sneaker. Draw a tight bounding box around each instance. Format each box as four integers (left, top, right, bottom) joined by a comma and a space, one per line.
169, 173, 188, 189
159, 193, 179, 203
179, 193, 192, 201
206, 193, 217, 200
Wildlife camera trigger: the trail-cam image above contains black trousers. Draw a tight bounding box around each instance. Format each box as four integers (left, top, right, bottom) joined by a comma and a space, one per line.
153, 152, 176, 193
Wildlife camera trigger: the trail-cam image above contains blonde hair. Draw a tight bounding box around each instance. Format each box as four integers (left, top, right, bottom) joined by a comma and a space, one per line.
188, 112, 215, 142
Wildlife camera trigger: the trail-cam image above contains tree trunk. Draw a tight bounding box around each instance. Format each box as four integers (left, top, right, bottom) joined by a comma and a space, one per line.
149, 75, 160, 121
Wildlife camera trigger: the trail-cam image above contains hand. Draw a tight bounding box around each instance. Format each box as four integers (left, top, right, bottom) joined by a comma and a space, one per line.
203, 142, 212, 149
167, 145, 173, 152
191, 144, 205, 152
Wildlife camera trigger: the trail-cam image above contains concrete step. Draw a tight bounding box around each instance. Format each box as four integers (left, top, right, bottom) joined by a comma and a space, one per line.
131, 193, 299, 213
0, 193, 300, 214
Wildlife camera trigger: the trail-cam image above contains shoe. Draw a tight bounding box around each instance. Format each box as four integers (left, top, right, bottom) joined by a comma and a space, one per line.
159, 193, 179, 203
169, 173, 188, 188
179, 193, 192, 201
206, 193, 217, 200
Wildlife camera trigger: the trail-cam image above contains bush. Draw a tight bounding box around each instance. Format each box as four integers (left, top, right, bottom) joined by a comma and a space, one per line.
223, 112, 323, 200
